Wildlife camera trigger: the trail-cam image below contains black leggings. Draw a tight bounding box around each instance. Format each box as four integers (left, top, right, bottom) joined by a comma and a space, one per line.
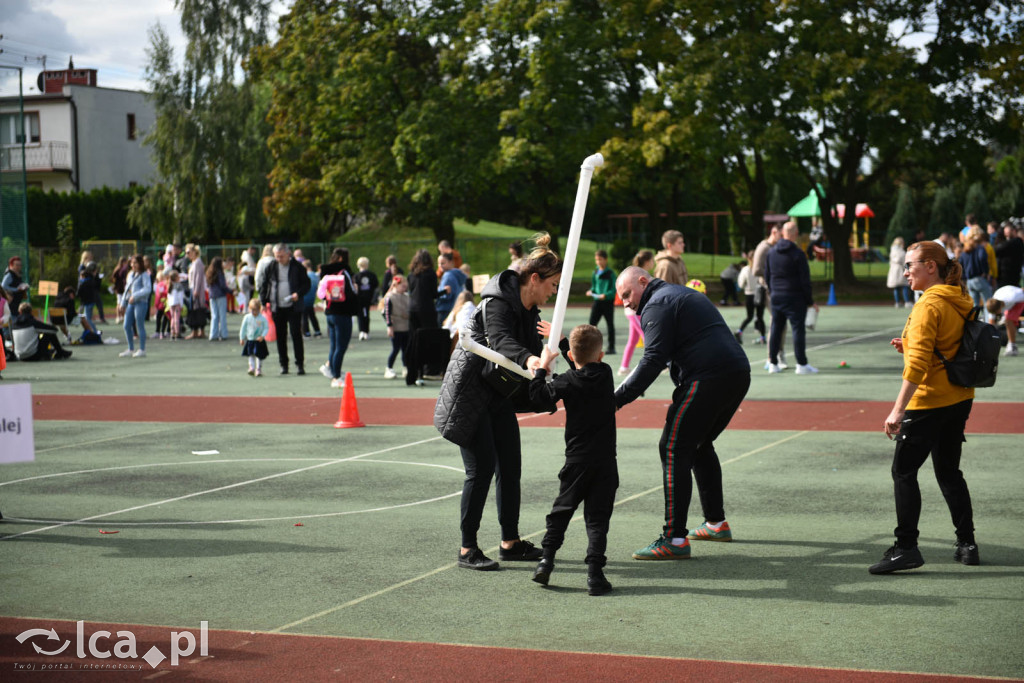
388, 331, 408, 368
738, 292, 766, 336
459, 399, 522, 548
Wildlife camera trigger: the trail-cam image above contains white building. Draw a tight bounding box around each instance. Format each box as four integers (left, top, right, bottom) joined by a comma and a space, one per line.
0, 67, 155, 192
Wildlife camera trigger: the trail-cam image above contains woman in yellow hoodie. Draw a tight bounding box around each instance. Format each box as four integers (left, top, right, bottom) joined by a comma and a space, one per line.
871, 240, 979, 574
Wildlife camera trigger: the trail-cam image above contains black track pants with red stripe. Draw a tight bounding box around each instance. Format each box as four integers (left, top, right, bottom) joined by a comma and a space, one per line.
657, 370, 750, 539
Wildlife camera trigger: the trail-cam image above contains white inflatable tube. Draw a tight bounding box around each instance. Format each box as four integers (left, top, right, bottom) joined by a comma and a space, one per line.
459, 333, 534, 380
547, 153, 604, 353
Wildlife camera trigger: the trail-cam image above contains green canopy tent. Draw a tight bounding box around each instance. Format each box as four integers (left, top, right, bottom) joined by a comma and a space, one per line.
786, 185, 827, 217
787, 185, 833, 283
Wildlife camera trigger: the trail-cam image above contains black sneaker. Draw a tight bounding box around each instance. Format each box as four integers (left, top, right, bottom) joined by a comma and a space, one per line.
587, 567, 612, 596
296, 365, 306, 376
869, 545, 924, 574
458, 547, 499, 571
280, 366, 289, 375
498, 539, 543, 561
954, 541, 980, 566
532, 559, 554, 585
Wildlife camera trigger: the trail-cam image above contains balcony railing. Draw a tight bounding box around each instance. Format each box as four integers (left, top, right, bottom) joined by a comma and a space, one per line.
0, 142, 72, 172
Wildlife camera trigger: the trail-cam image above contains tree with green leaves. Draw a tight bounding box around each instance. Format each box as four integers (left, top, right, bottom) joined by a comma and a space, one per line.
929, 186, 961, 237
990, 138, 1024, 219
607, 1, 1022, 287
885, 184, 918, 248
129, 1, 273, 243
258, 0, 508, 244
963, 182, 992, 227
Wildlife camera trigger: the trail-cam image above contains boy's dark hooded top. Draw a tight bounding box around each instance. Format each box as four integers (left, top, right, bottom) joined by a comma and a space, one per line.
528, 337, 617, 464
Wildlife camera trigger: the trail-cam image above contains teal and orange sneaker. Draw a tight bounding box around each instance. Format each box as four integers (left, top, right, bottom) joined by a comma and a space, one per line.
687, 521, 733, 542
632, 535, 691, 561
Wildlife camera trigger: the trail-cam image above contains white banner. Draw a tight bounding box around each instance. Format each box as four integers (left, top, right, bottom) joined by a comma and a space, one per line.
0, 383, 35, 463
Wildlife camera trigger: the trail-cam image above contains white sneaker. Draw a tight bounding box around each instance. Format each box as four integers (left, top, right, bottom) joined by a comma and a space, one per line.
119, 349, 133, 357
778, 352, 788, 369
384, 368, 397, 379
415, 378, 425, 386
330, 378, 345, 388
768, 363, 781, 374
319, 363, 332, 378
795, 363, 819, 374
1004, 345, 1018, 357
133, 349, 146, 358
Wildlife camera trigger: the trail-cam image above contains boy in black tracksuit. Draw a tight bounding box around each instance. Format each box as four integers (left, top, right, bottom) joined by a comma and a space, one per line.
527, 324, 618, 595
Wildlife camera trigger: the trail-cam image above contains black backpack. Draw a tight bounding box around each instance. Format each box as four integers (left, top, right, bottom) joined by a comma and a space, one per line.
935, 306, 1000, 388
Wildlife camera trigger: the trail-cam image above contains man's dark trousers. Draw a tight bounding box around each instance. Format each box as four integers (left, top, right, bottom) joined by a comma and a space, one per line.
658, 371, 749, 538
272, 305, 304, 370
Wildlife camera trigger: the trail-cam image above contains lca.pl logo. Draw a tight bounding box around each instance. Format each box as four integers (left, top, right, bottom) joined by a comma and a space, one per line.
14, 621, 209, 670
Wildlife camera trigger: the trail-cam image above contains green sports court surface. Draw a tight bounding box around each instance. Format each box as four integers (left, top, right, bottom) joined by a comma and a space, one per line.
1, 303, 1021, 681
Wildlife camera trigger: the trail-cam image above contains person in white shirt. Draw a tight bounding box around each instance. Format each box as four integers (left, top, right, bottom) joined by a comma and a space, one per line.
986, 285, 1024, 356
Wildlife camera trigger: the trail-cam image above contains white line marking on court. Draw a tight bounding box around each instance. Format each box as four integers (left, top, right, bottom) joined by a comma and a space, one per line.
0, 458, 462, 488
35, 425, 182, 454
0, 458, 331, 487
272, 430, 811, 633
807, 327, 904, 351
8, 491, 464, 526
748, 325, 903, 367
0, 438, 442, 541
3, 458, 465, 526
719, 431, 810, 465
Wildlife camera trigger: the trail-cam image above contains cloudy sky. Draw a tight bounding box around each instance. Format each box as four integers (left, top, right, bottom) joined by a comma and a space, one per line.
0, 0, 283, 96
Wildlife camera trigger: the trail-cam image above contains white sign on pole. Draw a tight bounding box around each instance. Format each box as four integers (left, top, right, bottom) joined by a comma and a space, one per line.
0, 383, 35, 463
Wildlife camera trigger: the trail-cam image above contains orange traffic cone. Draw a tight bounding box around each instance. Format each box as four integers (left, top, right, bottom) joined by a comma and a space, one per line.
334, 372, 365, 428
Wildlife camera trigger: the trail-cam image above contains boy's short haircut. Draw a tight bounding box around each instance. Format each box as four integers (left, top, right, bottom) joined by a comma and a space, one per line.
569, 324, 603, 365
19, 302, 32, 314
595, 249, 608, 259
357, 257, 370, 270
986, 298, 1004, 316
661, 229, 683, 248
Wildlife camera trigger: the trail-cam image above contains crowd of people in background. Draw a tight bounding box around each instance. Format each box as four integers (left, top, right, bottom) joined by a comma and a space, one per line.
2, 215, 1023, 381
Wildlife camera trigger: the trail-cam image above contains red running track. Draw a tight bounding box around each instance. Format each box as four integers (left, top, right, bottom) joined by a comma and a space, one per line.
31, 395, 1024, 433
0, 617, 1004, 683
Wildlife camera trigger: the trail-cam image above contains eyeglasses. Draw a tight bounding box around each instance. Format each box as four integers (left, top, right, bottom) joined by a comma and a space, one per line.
903, 260, 928, 271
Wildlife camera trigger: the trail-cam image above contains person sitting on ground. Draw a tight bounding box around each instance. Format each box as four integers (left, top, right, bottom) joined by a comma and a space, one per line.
13, 302, 72, 361
53, 286, 98, 342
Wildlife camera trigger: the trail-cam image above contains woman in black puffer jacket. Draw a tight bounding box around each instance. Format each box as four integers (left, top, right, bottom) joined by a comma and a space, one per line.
435, 234, 562, 571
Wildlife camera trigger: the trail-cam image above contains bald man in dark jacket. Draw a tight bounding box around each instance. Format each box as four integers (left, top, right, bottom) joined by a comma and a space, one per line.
614, 267, 749, 561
